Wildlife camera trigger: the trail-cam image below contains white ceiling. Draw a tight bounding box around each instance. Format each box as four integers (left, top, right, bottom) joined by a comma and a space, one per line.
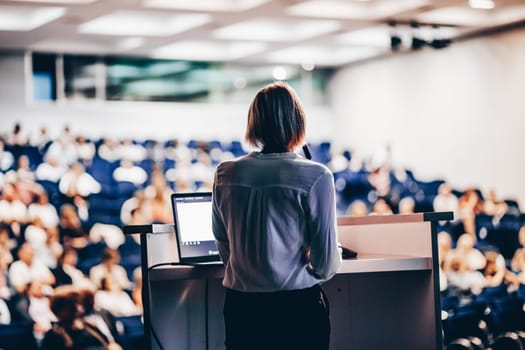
0, 0, 524, 67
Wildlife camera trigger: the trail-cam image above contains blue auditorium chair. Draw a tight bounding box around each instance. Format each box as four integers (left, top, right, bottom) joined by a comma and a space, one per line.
442, 310, 490, 346
76, 241, 108, 275
446, 338, 475, 350
486, 298, 525, 335
490, 332, 523, 350
0, 323, 38, 350
115, 315, 145, 350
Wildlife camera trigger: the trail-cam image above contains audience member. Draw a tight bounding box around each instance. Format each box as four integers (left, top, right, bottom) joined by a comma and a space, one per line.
0, 297, 10, 324
0, 182, 28, 224
113, 160, 147, 186
458, 189, 482, 236
145, 168, 171, 223
89, 248, 131, 290
483, 251, 519, 288
36, 154, 68, 183
0, 222, 15, 266
131, 267, 142, 312
75, 136, 96, 166
27, 281, 57, 341
59, 204, 89, 248
433, 183, 459, 214
78, 288, 120, 344
98, 138, 120, 162
28, 192, 60, 229
45, 136, 77, 167
95, 275, 140, 317
511, 225, 525, 283
8, 242, 55, 294
41, 286, 122, 350
481, 189, 508, 218
7, 123, 28, 146
0, 244, 12, 300
59, 162, 101, 198
119, 138, 146, 162
370, 198, 393, 216
438, 232, 453, 291
346, 200, 368, 217
446, 251, 485, 294
53, 248, 95, 289
0, 138, 14, 171
398, 197, 415, 214
454, 234, 486, 271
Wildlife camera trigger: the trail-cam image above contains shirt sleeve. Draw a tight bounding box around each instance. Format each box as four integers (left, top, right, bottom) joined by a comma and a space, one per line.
212, 170, 230, 264
306, 170, 341, 281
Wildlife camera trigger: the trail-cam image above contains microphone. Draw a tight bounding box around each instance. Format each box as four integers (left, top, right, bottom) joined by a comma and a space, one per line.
302, 144, 312, 160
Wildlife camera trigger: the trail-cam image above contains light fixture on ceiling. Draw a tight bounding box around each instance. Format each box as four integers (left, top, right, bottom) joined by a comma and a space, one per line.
429, 25, 452, 49
272, 66, 288, 81
388, 21, 403, 51
0, 5, 65, 31
410, 22, 426, 50
152, 41, 267, 61
301, 62, 315, 71
144, 0, 268, 12
79, 11, 210, 36
468, 0, 495, 10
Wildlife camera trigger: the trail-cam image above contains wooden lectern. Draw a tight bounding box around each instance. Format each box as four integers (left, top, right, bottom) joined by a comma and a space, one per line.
124, 211, 452, 350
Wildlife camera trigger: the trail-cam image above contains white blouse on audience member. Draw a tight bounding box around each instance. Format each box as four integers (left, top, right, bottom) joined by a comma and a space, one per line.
94, 290, 140, 317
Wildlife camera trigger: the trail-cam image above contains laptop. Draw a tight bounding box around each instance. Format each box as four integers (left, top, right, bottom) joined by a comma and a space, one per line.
171, 192, 222, 265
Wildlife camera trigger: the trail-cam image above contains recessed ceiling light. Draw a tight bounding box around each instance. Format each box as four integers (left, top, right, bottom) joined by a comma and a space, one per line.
144, 0, 268, 12
213, 18, 341, 41
469, 0, 495, 10
115, 37, 145, 51
418, 5, 525, 27
79, 11, 210, 36
0, 5, 65, 31
287, 0, 428, 20
152, 41, 267, 61
5, 0, 96, 3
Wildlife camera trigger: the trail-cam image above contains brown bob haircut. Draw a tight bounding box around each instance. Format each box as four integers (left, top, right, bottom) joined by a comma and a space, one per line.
245, 82, 306, 151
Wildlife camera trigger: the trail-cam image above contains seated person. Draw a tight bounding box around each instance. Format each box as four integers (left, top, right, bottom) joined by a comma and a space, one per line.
433, 182, 458, 215
483, 251, 519, 288
0, 297, 10, 325
36, 155, 67, 183
454, 234, 486, 271
89, 248, 131, 290
8, 242, 55, 294
59, 204, 88, 248
59, 162, 101, 199
27, 281, 57, 341
398, 197, 415, 214
511, 225, 525, 282
28, 192, 60, 229
0, 182, 28, 225
112, 160, 147, 186
131, 267, 142, 312
346, 200, 368, 217
78, 288, 120, 344
370, 198, 393, 216
95, 275, 140, 317
446, 251, 485, 295
41, 286, 122, 350
0, 138, 14, 171
53, 248, 95, 289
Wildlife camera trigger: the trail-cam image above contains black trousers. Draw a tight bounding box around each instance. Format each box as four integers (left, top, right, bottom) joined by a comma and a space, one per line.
223, 285, 330, 350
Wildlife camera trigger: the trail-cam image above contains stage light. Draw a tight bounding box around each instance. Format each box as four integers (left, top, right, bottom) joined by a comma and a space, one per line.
388, 21, 402, 51
410, 21, 426, 50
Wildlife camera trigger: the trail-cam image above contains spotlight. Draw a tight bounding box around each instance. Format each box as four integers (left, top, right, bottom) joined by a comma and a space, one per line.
429, 25, 452, 49
410, 21, 426, 50
388, 20, 402, 51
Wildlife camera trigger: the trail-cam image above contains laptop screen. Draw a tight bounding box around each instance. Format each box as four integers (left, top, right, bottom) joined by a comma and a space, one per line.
171, 192, 220, 263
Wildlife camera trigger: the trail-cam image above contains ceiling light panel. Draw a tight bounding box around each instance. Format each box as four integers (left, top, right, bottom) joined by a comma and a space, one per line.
287, 0, 428, 20
417, 5, 525, 27
4, 0, 96, 3
144, 0, 268, 12
337, 25, 460, 48
266, 45, 384, 66
152, 41, 268, 61
213, 18, 341, 41
0, 5, 65, 31
79, 11, 211, 36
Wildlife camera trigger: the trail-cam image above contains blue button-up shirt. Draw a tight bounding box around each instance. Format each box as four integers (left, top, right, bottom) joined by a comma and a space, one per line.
212, 151, 341, 292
